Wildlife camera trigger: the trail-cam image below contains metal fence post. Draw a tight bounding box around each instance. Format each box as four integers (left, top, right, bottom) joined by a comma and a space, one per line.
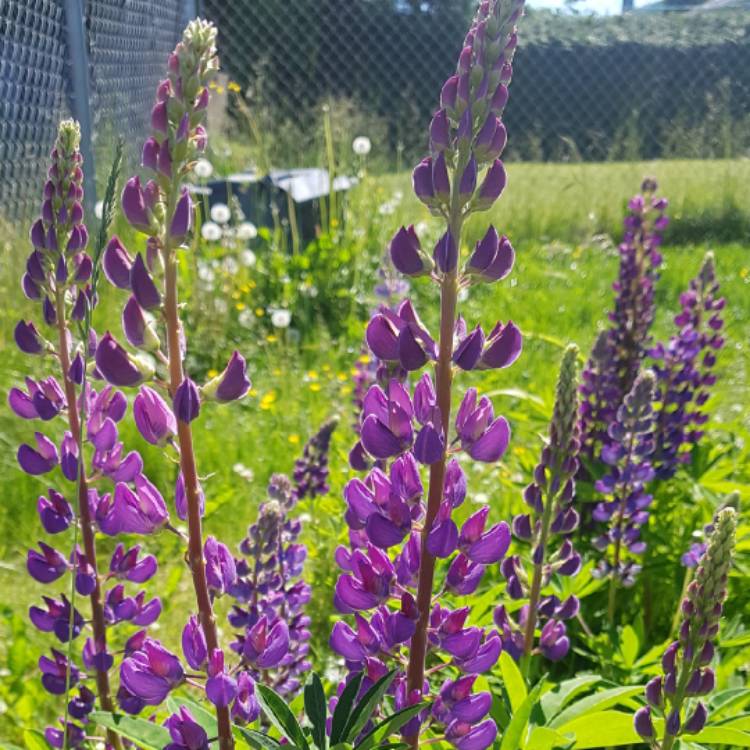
183, 0, 199, 24
63, 0, 97, 210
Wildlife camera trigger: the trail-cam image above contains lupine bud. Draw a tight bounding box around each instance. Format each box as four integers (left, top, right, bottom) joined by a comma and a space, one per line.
95, 332, 150, 387
434, 231, 458, 274
15, 320, 45, 355
201, 351, 250, 402
174, 378, 201, 422
412, 158, 436, 205
634, 706, 654, 739
390, 225, 433, 277
473, 159, 506, 211
122, 296, 161, 351
122, 177, 154, 233
103, 236, 134, 289
169, 189, 193, 240
130, 254, 161, 310
182, 615, 207, 670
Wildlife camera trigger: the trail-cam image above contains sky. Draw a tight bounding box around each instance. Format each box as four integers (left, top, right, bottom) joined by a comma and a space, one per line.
527, 0, 658, 13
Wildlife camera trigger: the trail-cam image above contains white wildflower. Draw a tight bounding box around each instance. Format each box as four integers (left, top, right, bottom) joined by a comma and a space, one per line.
201, 221, 222, 241
236, 221, 258, 240
194, 159, 214, 179
271, 309, 292, 329
352, 136, 372, 156
210, 202, 231, 224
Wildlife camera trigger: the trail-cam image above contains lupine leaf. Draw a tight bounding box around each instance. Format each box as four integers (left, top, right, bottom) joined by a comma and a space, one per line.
304, 673, 328, 749
500, 676, 545, 750
691, 727, 750, 746
355, 703, 426, 750
558, 709, 655, 748
256, 683, 310, 750
525, 725, 572, 750
539, 675, 601, 721
499, 651, 528, 713
549, 685, 644, 728
343, 670, 398, 742
88, 711, 170, 748
236, 727, 286, 750
21, 731, 48, 750
330, 672, 364, 744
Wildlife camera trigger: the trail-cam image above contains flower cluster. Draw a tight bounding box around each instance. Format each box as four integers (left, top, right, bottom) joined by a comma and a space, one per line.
293, 417, 338, 501
12, 119, 168, 750
591, 371, 656, 618
496, 345, 582, 662
634, 508, 736, 748
579, 179, 667, 462
331, 2, 526, 747
650, 252, 725, 478
229, 474, 312, 702
97, 21, 248, 750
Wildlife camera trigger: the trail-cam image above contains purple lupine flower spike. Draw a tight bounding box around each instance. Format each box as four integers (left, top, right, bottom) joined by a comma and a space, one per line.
579, 179, 667, 463
333, 2, 526, 746
498, 345, 581, 661
293, 417, 338, 500
635, 508, 736, 750
650, 252, 725, 478
228, 474, 311, 702
591, 371, 656, 622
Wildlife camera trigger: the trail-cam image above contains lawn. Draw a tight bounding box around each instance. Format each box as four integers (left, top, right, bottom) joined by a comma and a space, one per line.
1, 156, 748, 743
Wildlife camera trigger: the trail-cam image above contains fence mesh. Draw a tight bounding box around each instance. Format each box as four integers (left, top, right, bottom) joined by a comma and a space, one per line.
201, 0, 750, 167
1, 1, 749, 220
0, 0, 69, 220
0, 0, 187, 221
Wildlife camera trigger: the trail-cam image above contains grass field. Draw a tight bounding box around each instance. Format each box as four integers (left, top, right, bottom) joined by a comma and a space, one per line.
1, 157, 748, 742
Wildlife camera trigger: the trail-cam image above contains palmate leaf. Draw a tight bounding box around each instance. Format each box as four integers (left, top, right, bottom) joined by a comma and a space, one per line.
499, 651, 527, 713
256, 683, 310, 750
88, 711, 170, 749
304, 673, 328, 749
330, 672, 364, 744
691, 727, 750, 747
557, 709, 661, 748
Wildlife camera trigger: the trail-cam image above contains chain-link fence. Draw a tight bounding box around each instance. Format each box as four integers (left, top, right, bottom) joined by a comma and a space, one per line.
201, 0, 750, 168
0, 0, 192, 221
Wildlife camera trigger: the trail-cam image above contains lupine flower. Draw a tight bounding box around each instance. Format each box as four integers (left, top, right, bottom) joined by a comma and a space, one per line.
229, 474, 311, 702
293, 417, 338, 500
165, 707, 210, 750
498, 345, 582, 661
635, 508, 736, 749
133, 386, 177, 445
591, 372, 656, 620
120, 638, 184, 705
579, 180, 667, 463
650, 253, 725, 478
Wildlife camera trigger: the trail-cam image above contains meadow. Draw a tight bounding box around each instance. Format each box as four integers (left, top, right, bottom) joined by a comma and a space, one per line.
1, 147, 748, 746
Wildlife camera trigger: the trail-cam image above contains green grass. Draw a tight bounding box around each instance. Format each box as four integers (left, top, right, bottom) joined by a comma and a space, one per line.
1, 157, 748, 742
